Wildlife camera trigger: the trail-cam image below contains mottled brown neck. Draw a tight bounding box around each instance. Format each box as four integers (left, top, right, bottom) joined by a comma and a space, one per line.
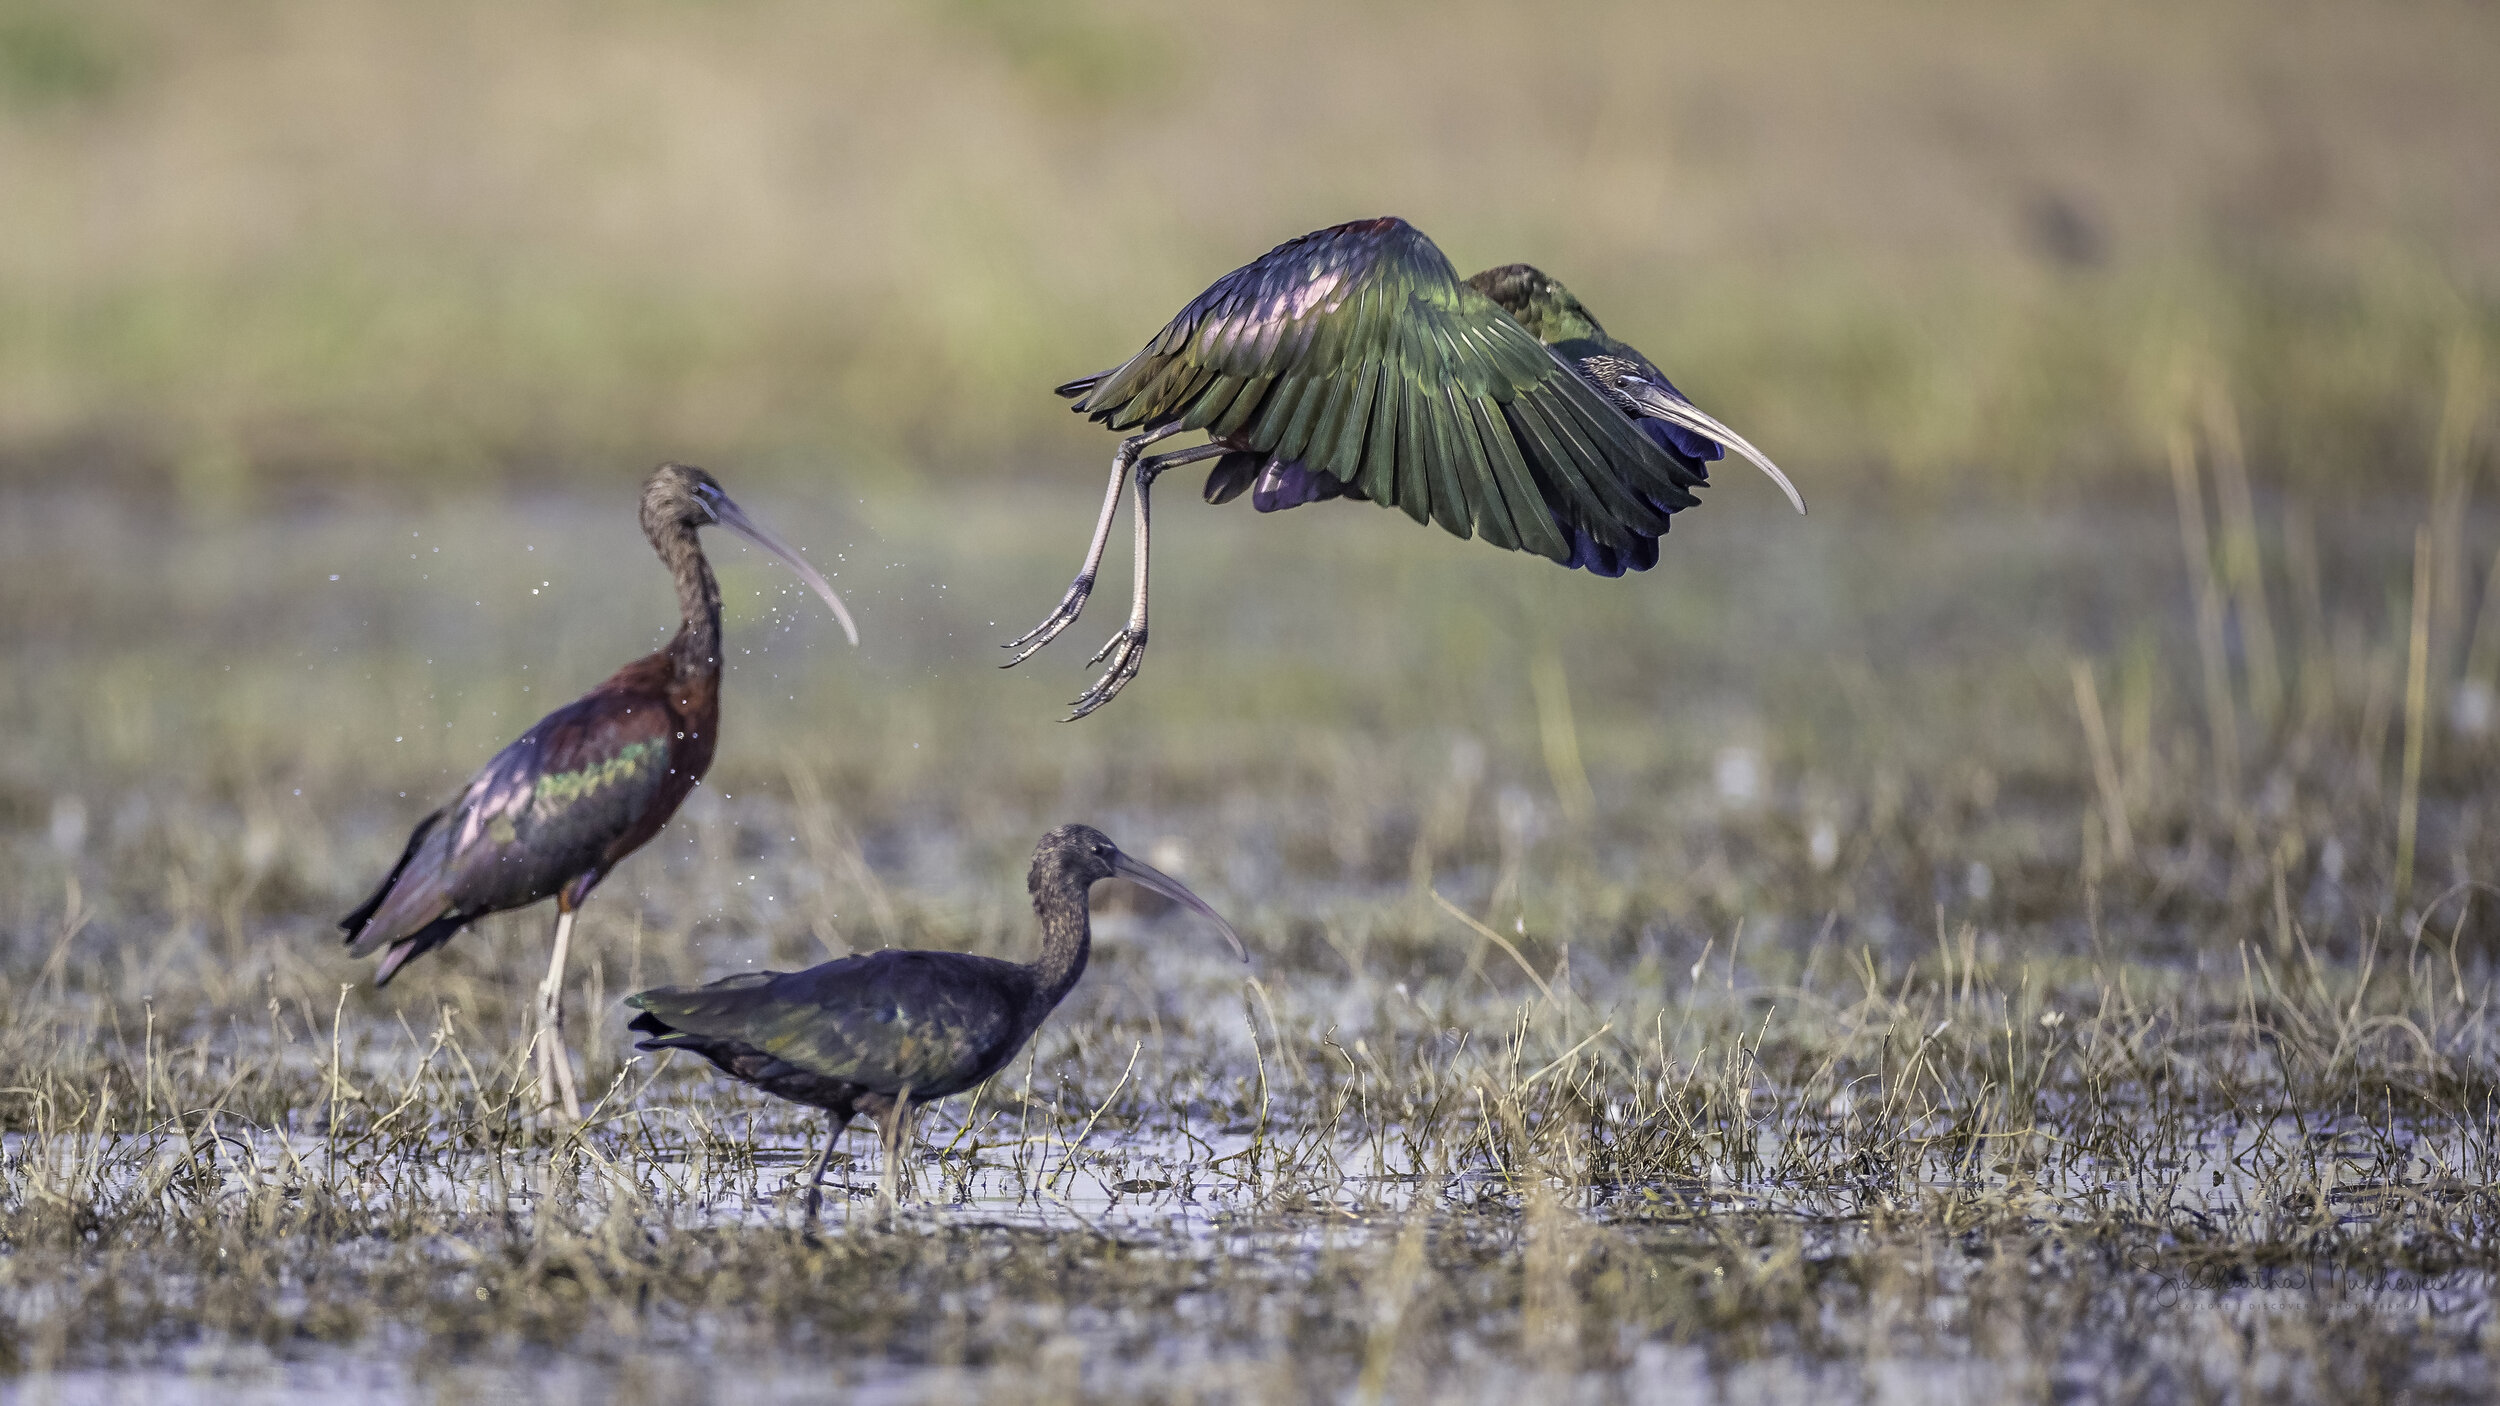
656, 525, 722, 680
1025, 878, 1093, 1021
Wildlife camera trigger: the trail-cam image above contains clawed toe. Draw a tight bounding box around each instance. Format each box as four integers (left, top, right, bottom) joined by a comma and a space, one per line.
1087, 625, 1134, 667
1001, 581, 1094, 665
1067, 629, 1146, 720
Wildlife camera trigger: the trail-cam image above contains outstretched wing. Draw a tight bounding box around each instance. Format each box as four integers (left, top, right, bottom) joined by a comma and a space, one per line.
629, 951, 1027, 1099
344, 674, 683, 965
1060, 217, 1705, 564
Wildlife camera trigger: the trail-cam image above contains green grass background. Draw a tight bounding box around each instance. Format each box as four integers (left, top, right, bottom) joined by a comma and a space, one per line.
0, 0, 2491, 499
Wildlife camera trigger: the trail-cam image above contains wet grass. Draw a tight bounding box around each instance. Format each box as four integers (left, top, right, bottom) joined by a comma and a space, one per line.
5, 427, 2500, 1400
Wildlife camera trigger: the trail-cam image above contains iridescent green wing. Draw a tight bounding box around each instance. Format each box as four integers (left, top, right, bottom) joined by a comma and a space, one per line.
1467, 262, 1733, 469
1061, 217, 1702, 560
435, 690, 679, 912
631, 951, 1025, 1098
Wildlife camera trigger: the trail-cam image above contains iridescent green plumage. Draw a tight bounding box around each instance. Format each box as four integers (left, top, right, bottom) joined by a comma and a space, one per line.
1009, 216, 1802, 718
1465, 264, 1608, 352
1066, 217, 1700, 561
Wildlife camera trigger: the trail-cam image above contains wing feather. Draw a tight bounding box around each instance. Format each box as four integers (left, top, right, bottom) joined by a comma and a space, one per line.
1326, 356, 1380, 475
344, 665, 687, 970
1357, 359, 1401, 504
1512, 389, 1664, 539
631, 952, 1026, 1099
1394, 367, 1434, 525
1067, 217, 1708, 565
1181, 373, 1246, 433
1473, 393, 1569, 560
1258, 374, 1314, 459
1211, 375, 1271, 439
1444, 384, 1519, 550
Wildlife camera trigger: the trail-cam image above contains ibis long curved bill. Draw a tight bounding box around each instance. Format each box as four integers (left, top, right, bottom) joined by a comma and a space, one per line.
1108, 849, 1247, 961
698, 484, 860, 645
1616, 378, 1806, 516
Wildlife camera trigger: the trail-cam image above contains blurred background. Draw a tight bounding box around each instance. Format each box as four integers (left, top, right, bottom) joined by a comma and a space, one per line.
6, 0, 2500, 973
5, 6, 2500, 1391
3, 0, 2499, 971
0, 0, 2492, 503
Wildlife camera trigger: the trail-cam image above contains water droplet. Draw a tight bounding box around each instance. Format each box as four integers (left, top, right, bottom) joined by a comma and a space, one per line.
2451, 679, 2494, 737
49, 795, 87, 856
1808, 819, 1841, 872
1714, 746, 1763, 807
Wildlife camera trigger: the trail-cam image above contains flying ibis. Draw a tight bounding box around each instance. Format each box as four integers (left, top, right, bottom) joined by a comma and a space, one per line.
1005, 216, 1804, 717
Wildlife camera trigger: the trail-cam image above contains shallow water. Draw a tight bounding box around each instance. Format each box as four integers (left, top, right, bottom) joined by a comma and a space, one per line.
6, 485, 2499, 1401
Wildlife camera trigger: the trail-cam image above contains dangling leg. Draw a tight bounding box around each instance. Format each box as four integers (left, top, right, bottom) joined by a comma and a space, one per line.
802, 1109, 852, 1222
1066, 443, 1231, 719
1004, 423, 1188, 664
535, 903, 584, 1121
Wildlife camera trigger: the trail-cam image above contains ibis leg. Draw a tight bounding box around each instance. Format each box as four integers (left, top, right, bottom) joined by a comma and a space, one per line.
1067, 443, 1228, 719
1004, 423, 1187, 665
802, 1111, 852, 1222
535, 905, 584, 1121
877, 1088, 915, 1211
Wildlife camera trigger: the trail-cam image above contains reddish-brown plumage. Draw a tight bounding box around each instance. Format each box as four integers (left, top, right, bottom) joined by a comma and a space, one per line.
338, 464, 852, 1119
579, 643, 719, 884
340, 462, 850, 994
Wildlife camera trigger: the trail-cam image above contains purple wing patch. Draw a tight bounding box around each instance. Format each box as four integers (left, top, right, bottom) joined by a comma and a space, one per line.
1250, 458, 1348, 513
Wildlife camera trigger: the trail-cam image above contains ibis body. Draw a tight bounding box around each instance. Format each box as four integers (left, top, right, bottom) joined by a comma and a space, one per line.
627, 824, 1244, 1212
340, 463, 855, 1117
1007, 216, 1803, 716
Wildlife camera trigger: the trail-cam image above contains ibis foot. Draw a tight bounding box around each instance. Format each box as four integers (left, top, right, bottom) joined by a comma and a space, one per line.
1068, 628, 1146, 719
1002, 575, 1095, 665
799, 1115, 848, 1224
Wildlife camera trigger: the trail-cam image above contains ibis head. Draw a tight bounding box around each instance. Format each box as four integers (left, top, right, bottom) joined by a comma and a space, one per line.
1466, 268, 1807, 518
641, 462, 858, 644
1034, 823, 1247, 962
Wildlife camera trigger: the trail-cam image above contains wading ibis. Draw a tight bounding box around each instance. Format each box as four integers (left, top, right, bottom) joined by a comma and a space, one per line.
626, 823, 1245, 1214
340, 463, 857, 1119
1005, 216, 1804, 717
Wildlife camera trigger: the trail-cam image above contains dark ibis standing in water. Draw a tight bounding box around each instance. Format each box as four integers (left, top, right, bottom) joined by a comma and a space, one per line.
626, 823, 1245, 1213
340, 463, 857, 1119
1005, 215, 1806, 717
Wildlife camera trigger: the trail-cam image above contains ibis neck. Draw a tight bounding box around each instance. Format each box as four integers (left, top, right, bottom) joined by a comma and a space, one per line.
1025, 879, 1093, 1021
659, 526, 723, 680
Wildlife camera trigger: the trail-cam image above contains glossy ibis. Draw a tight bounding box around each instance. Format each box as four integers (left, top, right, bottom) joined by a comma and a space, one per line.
340, 463, 857, 1119
626, 823, 1245, 1214
1006, 215, 1805, 717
